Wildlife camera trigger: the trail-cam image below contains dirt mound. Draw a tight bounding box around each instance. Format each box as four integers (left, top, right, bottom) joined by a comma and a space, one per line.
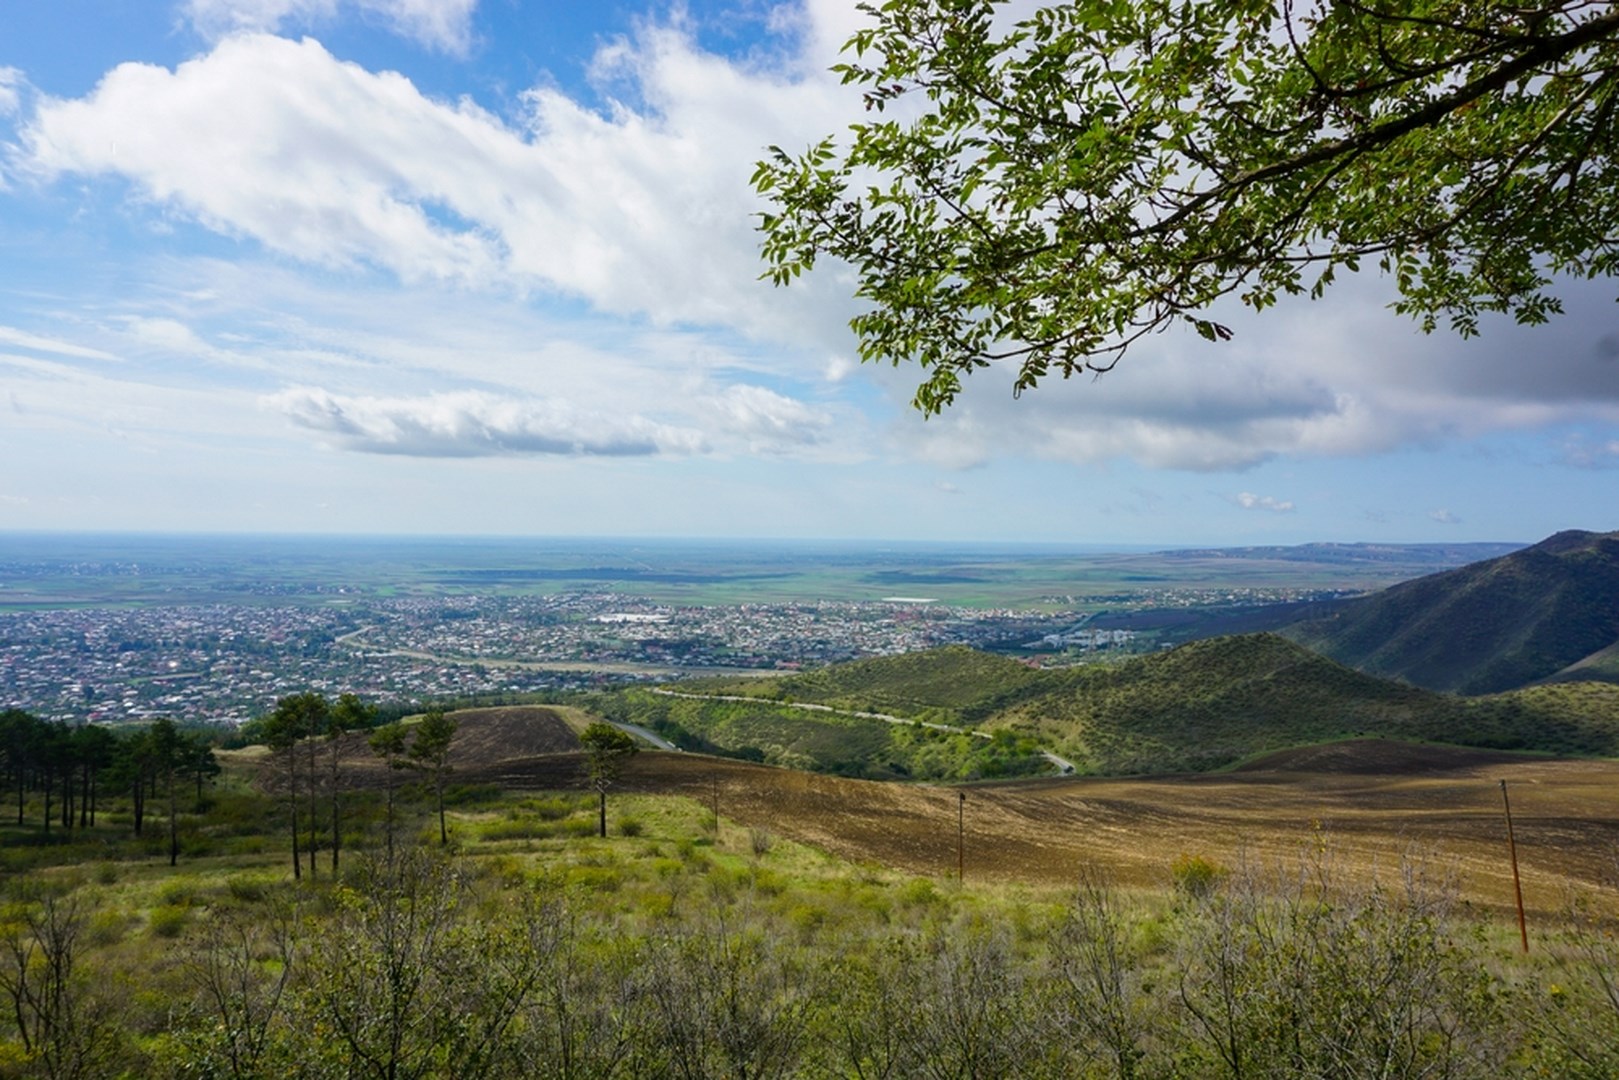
445, 706, 579, 765
317, 706, 579, 785
1230, 739, 1525, 776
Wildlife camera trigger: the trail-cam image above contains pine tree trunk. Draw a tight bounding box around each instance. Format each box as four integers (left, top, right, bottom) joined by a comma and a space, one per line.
168, 773, 179, 867
287, 748, 302, 882
437, 778, 447, 846
306, 739, 319, 879
133, 774, 144, 837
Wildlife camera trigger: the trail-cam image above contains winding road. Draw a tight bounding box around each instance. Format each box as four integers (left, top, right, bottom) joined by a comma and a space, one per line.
649, 689, 1076, 774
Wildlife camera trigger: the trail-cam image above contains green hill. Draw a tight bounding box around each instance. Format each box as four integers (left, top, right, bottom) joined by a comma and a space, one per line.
670, 634, 1619, 776
981, 634, 1460, 773
1279, 529, 1619, 695
677, 644, 1042, 724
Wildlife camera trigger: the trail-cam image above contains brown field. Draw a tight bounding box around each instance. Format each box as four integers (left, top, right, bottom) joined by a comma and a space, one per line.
350, 708, 1619, 915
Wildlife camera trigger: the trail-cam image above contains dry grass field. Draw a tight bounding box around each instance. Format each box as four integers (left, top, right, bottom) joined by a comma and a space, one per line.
381, 708, 1619, 916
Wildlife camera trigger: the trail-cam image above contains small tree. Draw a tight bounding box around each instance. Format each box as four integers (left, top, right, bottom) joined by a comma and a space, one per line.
578, 723, 638, 839
407, 709, 458, 847
263, 696, 318, 881
328, 693, 377, 871
148, 717, 183, 867
368, 722, 409, 863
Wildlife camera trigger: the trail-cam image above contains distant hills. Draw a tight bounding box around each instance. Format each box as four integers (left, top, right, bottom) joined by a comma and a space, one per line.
665, 529, 1619, 776
1279, 529, 1619, 694
1160, 540, 1523, 568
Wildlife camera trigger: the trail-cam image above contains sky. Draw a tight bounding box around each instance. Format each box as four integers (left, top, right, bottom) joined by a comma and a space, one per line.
0, 0, 1616, 546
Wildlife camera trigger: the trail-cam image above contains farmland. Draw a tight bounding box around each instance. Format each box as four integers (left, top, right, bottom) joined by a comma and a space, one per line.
447, 710, 1619, 916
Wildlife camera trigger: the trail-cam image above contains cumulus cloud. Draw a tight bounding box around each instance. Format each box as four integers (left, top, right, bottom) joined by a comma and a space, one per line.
267, 386, 707, 457
12, 5, 1619, 478
1235, 492, 1295, 513
878, 270, 1619, 472
1430, 508, 1461, 525
13, 25, 855, 346
181, 0, 478, 54
705, 384, 832, 453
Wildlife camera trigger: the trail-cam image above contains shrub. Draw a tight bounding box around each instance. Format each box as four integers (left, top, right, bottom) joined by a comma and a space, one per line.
87, 908, 134, 947
1172, 854, 1226, 900
148, 904, 190, 939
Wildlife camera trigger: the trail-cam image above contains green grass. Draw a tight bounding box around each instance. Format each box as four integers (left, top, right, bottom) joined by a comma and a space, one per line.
4, 755, 1619, 1079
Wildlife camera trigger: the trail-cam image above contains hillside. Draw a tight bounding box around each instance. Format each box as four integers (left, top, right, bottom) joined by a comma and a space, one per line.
659, 634, 1619, 776
981, 634, 1466, 773
678, 644, 1042, 723
1280, 529, 1619, 694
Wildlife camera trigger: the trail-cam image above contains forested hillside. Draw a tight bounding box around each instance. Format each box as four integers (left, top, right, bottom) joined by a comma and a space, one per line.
668, 634, 1619, 775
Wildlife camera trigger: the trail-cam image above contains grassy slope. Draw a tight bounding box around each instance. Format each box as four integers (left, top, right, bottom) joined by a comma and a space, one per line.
1539, 639, 1619, 687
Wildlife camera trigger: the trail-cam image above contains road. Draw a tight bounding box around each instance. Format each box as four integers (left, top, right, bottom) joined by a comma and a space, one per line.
649, 689, 1076, 774
605, 719, 679, 751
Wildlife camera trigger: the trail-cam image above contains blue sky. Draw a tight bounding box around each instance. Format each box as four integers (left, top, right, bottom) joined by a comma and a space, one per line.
0, 0, 1615, 546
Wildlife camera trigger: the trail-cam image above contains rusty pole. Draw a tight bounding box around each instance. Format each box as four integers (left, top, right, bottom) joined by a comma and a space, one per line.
957, 791, 965, 883
1500, 779, 1529, 954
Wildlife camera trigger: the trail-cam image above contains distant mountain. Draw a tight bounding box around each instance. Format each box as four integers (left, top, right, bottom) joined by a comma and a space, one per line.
678, 633, 1619, 775
1280, 529, 1619, 695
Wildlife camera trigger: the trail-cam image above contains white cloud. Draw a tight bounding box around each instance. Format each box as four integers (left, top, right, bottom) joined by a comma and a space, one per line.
1235, 492, 1295, 513
14, 27, 855, 349
180, 0, 478, 54
1430, 508, 1461, 525
0, 325, 120, 362
1562, 435, 1619, 469
0, 67, 22, 116
11, 7, 1619, 481
876, 270, 1619, 472
267, 386, 707, 457
705, 384, 832, 453
373, 0, 478, 55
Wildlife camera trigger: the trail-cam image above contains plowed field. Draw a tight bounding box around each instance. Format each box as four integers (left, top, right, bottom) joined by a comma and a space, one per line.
337, 708, 1619, 913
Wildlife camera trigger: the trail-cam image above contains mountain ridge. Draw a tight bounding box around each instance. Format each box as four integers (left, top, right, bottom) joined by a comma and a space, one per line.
1279, 528, 1619, 694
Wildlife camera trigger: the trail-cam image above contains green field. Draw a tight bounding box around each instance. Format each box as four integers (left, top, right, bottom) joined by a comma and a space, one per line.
0, 533, 1522, 611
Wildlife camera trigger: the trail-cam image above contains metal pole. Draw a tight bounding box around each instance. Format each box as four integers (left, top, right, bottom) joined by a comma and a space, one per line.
957, 791, 965, 883
1500, 779, 1529, 954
